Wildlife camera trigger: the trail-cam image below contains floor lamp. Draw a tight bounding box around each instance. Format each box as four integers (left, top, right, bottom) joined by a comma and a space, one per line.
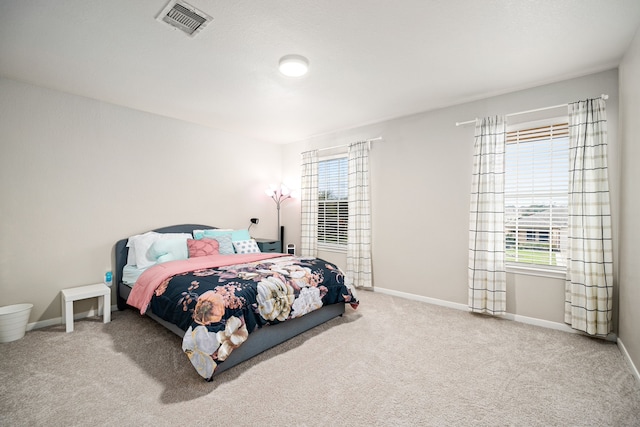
265, 184, 293, 245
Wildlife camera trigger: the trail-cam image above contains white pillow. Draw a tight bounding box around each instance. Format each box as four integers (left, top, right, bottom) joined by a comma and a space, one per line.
126, 232, 158, 266
128, 232, 192, 268
232, 239, 261, 254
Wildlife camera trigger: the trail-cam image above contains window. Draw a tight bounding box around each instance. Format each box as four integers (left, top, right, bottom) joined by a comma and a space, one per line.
317, 156, 348, 248
539, 231, 550, 243
504, 120, 569, 269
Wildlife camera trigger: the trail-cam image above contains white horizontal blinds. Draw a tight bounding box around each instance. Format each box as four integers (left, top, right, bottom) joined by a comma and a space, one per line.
318, 156, 348, 246
505, 122, 569, 267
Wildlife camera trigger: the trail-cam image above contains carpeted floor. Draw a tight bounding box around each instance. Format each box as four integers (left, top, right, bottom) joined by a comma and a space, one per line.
1, 290, 639, 426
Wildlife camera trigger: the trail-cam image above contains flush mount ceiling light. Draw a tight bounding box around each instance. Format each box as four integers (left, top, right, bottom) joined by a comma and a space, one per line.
278, 54, 309, 77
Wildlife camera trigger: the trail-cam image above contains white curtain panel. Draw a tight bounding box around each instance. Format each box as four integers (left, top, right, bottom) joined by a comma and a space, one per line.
565, 98, 613, 336
346, 141, 373, 288
300, 150, 319, 257
468, 116, 507, 315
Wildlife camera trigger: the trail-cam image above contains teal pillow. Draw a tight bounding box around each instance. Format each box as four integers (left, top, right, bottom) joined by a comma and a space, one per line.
196, 228, 251, 243
148, 238, 189, 264
193, 229, 231, 239
211, 233, 234, 255
230, 229, 250, 242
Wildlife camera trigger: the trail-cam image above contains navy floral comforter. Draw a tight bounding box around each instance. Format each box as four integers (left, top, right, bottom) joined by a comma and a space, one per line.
147, 256, 359, 380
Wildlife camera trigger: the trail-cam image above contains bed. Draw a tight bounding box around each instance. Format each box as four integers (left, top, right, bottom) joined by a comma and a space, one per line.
114, 224, 358, 381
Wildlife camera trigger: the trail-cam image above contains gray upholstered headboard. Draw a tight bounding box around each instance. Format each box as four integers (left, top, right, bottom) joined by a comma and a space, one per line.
113, 224, 217, 310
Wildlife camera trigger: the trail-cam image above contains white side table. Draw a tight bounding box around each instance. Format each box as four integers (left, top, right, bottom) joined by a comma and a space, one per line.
61, 283, 111, 333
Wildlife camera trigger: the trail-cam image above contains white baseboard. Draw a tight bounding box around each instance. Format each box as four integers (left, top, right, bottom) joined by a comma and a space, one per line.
374, 287, 468, 311
26, 304, 117, 331
502, 312, 579, 334
374, 286, 579, 334
617, 338, 640, 384
26, 316, 63, 331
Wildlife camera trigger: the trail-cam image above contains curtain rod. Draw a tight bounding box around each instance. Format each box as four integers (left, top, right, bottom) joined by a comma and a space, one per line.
301, 136, 382, 155
455, 94, 609, 127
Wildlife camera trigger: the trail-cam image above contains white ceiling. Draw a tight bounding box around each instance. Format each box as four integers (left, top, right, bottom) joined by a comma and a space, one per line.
1, 1, 639, 144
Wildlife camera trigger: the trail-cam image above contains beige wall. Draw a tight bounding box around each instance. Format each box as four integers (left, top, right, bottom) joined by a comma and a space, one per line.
1, 65, 631, 376
618, 28, 640, 375
0, 78, 283, 323
282, 69, 619, 327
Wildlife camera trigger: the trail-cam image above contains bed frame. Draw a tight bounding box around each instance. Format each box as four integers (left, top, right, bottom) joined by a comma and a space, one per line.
113, 224, 345, 375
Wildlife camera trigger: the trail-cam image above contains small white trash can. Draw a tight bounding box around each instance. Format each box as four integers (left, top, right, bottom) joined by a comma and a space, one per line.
0, 303, 33, 343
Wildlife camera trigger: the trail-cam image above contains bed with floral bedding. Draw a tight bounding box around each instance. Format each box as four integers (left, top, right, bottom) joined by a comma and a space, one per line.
114, 224, 359, 381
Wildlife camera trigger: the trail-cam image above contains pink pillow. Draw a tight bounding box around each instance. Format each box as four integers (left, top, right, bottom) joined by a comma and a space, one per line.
187, 238, 219, 257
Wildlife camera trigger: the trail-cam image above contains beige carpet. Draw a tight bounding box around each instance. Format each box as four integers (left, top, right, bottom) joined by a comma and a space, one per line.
1, 290, 639, 426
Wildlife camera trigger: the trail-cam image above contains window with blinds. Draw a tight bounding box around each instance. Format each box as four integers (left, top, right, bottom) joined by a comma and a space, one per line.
318, 156, 348, 247
505, 121, 569, 268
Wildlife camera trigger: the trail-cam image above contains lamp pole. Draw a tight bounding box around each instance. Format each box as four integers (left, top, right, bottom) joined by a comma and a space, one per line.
266, 184, 292, 242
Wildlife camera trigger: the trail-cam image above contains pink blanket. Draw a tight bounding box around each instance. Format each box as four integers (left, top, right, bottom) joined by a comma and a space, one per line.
127, 253, 287, 314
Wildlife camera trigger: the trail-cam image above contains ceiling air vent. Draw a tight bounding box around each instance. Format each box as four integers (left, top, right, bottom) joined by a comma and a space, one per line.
156, 0, 213, 37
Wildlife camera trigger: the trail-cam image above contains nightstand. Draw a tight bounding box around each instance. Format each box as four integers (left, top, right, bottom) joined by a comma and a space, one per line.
61, 283, 111, 333
254, 238, 282, 253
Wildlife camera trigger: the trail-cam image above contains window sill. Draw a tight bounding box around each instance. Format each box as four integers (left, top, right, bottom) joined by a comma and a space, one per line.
506, 263, 566, 280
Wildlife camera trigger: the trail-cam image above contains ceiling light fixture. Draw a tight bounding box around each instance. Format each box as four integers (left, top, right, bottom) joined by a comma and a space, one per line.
278, 54, 309, 77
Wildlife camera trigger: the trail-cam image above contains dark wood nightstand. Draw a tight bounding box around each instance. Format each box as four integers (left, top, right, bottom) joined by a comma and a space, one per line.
254, 238, 282, 253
